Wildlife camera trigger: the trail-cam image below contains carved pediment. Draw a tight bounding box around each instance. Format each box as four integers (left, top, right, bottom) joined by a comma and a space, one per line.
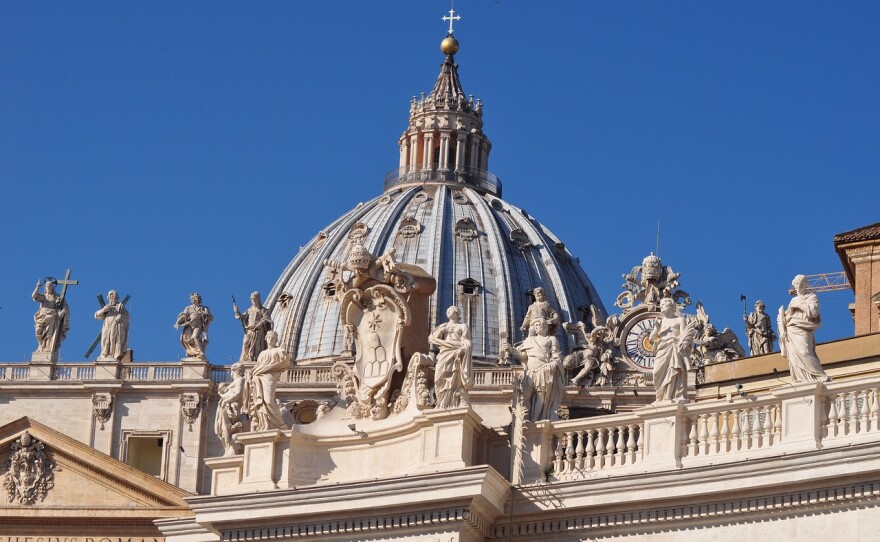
0, 417, 190, 511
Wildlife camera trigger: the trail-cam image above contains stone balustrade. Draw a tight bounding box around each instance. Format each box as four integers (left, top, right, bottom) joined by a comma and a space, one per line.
532, 376, 880, 485
0, 360, 209, 382
551, 414, 645, 480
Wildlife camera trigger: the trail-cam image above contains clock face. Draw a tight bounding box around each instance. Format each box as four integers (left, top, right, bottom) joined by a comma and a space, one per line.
622, 313, 660, 369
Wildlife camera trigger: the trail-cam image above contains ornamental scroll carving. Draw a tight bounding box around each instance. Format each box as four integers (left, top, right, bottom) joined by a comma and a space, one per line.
92, 392, 113, 430
180, 393, 203, 431
2, 431, 55, 505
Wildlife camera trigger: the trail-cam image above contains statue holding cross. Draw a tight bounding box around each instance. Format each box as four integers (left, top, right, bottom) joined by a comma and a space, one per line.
31, 269, 78, 354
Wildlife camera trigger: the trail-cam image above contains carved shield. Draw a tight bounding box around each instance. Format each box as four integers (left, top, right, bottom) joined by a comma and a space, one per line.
341, 285, 410, 402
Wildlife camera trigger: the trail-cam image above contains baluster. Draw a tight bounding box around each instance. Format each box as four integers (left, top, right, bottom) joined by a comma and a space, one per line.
688, 417, 698, 457
607, 428, 617, 467
827, 396, 839, 438
773, 404, 782, 443
575, 430, 586, 471
762, 405, 773, 447
741, 408, 753, 450
698, 414, 710, 456
731, 409, 742, 451
753, 406, 765, 448
627, 424, 637, 464
860, 389, 870, 434
636, 423, 644, 460
616, 425, 626, 466
708, 412, 720, 454
845, 391, 859, 435
565, 431, 575, 473
596, 428, 607, 469
606, 428, 616, 467
585, 430, 596, 470
719, 411, 730, 453
872, 389, 880, 431
553, 435, 564, 475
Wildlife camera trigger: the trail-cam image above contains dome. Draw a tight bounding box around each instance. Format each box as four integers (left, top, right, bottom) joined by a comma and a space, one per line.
265, 35, 607, 364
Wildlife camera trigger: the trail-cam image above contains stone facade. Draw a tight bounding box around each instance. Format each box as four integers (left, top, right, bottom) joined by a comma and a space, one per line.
1, 17, 880, 542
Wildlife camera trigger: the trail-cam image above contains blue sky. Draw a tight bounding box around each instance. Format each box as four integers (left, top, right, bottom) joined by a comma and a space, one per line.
1, 2, 877, 363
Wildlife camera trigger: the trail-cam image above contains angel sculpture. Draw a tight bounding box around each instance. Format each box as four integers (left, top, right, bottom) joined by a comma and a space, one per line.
563, 306, 616, 387
693, 302, 746, 364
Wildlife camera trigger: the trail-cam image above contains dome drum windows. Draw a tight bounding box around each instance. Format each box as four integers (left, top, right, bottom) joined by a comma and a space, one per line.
458, 278, 481, 297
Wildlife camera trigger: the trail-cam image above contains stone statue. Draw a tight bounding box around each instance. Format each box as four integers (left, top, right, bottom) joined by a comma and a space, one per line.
563, 309, 617, 387
429, 306, 473, 409
693, 302, 746, 364
174, 292, 213, 359
233, 291, 273, 361
566, 331, 614, 387
778, 275, 830, 383
650, 298, 698, 402
94, 290, 129, 361
503, 318, 566, 422
215, 363, 247, 455
245, 330, 290, 431
2, 431, 55, 505
520, 287, 560, 337
32, 280, 69, 353
745, 300, 776, 356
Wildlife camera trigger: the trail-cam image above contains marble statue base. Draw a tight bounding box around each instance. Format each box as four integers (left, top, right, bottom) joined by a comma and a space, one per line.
30, 351, 57, 363
181, 355, 207, 362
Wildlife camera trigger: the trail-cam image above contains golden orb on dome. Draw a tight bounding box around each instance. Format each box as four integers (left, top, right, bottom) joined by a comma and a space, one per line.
440, 35, 459, 56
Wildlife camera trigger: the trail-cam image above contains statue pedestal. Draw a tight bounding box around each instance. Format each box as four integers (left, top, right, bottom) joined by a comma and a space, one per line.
638, 399, 688, 468
772, 380, 826, 452
28, 351, 57, 380
206, 407, 488, 496
30, 351, 57, 363
208, 430, 290, 495
289, 406, 487, 487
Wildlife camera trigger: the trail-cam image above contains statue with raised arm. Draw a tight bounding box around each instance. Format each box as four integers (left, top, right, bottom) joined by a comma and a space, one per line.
94, 290, 129, 361
233, 291, 273, 361
245, 330, 290, 431
520, 287, 560, 337
778, 275, 830, 383
174, 292, 213, 359
650, 298, 698, 403
32, 279, 69, 353
214, 363, 247, 455
430, 306, 473, 409
745, 300, 776, 356
503, 318, 566, 421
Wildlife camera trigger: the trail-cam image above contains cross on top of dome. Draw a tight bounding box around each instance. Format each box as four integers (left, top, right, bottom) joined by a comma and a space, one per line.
442, 8, 461, 35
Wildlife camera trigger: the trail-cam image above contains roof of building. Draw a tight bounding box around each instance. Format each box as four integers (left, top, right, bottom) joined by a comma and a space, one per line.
265, 35, 606, 364
834, 222, 880, 245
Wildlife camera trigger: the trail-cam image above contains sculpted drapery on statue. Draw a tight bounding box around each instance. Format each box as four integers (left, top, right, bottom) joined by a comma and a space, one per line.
745, 300, 776, 356
32, 280, 69, 353
245, 331, 290, 431
650, 298, 698, 402
778, 275, 830, 383
215, 363, 247, 455
504, 318, 566, 422
94, 290, 129, 361
174, 292, 213, 360
233, 291, 273, 361
430, 305, 473, 409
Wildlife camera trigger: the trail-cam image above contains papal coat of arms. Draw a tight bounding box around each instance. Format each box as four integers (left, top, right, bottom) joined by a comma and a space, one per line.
324, 240, 435, 420
2, 431, 56, 505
